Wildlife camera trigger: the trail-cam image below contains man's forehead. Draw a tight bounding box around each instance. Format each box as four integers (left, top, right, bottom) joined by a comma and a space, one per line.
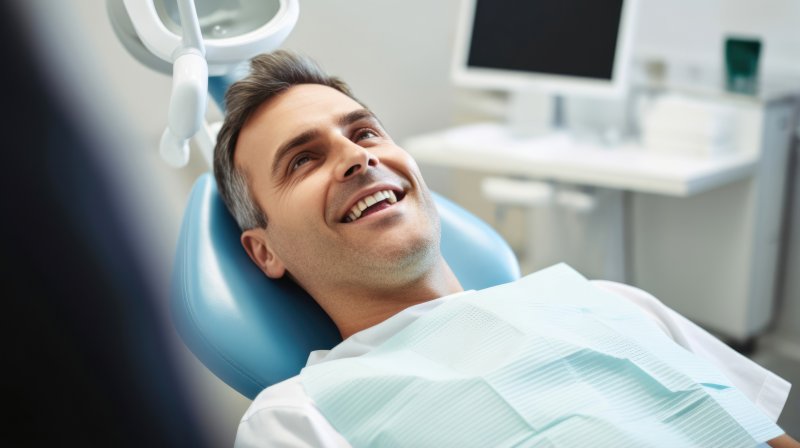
246, 84, 363, 140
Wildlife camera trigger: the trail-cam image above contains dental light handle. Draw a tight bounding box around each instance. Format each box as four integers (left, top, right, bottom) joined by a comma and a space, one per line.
159, 0, 207, 168
160, 50, 208, 167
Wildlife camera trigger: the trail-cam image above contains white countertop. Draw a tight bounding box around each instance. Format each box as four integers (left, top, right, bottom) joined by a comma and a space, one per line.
403, 122, 759, 197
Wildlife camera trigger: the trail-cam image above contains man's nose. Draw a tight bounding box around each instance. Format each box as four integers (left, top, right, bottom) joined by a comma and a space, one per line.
335, 140, 379, 181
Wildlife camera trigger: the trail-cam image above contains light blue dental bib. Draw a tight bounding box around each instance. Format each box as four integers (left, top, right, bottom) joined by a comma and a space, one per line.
301, 264, 781, 447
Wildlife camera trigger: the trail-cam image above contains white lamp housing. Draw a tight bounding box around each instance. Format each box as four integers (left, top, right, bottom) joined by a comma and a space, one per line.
117, 0, 299, 167
122, 0, 299, 75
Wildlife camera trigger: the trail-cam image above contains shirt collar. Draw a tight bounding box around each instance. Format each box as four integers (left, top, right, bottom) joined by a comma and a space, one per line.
306, 290, 474, 366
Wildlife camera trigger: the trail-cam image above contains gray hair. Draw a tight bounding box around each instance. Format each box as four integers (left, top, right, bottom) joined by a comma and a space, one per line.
213, 50, 362, 230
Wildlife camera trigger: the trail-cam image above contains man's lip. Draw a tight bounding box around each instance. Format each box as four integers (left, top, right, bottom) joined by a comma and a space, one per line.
340, 184, 405, 223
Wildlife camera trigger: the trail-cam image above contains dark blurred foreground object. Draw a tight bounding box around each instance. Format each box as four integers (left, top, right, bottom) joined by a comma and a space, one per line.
0, 2, 207, 447
725, 36, 762, 95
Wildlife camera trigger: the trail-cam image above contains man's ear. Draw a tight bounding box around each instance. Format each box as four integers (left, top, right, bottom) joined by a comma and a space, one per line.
241, 228, 286, 279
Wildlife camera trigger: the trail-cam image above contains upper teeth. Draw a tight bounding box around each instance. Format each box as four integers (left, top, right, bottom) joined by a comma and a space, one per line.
347, 190, 398, 222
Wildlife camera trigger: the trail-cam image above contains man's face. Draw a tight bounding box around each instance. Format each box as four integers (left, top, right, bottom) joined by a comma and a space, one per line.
236, 84, 441, 297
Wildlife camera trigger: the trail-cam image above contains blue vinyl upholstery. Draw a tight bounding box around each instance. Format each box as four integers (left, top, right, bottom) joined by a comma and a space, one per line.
172, 173, 520, 399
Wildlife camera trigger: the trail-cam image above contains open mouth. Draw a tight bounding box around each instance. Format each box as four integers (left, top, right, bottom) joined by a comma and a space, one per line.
341, 189, 406, 223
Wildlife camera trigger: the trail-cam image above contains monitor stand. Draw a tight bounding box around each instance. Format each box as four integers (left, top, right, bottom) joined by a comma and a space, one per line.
507, 88, 563, 139
508, 88, 632, 145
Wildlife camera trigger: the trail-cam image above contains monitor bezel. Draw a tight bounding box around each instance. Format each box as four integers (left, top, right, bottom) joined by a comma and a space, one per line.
451, 0, 639, 98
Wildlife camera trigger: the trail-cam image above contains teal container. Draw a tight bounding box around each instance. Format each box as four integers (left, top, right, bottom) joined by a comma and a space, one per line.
725, 36, 761, 95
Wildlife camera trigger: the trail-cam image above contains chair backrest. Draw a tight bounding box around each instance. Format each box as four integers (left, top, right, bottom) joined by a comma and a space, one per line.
172, 173, 520, 399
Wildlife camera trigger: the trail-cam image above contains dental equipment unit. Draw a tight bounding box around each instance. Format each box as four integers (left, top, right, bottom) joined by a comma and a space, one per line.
108, 0, 299, 167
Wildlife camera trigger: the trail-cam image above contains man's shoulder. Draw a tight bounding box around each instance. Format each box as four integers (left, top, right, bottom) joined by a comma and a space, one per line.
589, 279, 661, 312
236, 375, 352, 447
242, 375, 311, 421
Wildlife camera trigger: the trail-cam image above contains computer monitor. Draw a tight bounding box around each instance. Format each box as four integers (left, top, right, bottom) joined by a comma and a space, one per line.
452, 0, 637, 98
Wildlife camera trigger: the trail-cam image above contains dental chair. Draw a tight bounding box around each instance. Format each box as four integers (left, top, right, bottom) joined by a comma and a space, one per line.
172, 173, 521, 399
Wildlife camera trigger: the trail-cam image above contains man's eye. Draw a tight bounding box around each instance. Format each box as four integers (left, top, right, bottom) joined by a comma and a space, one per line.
354, 128, 379, 141
291, 154, 312, 171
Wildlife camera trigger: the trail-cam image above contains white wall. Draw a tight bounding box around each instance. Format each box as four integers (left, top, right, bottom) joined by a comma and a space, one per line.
633, 0, 800, 81
281, 0, 462, 142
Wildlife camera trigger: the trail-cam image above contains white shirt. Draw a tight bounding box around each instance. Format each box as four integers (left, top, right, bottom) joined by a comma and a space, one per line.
234, 281, 792, 447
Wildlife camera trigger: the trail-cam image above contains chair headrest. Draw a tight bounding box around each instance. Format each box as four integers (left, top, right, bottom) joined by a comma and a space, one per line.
172, 173, 519, 399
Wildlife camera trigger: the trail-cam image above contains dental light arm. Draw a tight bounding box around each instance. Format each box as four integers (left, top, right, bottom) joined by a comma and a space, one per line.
160, 0, 208, 168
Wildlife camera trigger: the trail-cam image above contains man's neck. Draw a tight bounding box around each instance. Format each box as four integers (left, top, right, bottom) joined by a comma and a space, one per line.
319, 257, 463, 340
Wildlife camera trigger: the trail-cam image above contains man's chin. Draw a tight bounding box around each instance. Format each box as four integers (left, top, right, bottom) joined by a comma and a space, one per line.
358, 236, 440, 279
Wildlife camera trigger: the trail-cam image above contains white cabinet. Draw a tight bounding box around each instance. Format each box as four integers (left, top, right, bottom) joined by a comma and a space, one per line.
631, 95, 798, 343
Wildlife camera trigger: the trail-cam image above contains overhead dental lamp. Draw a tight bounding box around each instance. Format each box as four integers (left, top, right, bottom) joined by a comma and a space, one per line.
107, 0, 299, 167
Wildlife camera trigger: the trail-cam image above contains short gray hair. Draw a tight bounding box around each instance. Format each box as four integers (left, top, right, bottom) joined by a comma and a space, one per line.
213, 50, 362, 230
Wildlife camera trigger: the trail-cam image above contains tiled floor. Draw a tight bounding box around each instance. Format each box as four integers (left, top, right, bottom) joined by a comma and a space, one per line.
751, 334, 800, 439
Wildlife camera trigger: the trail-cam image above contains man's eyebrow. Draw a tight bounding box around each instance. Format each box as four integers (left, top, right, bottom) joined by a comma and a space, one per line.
338, 108, 379, 128
271, 109, 380, 177
271, 128, 319, 177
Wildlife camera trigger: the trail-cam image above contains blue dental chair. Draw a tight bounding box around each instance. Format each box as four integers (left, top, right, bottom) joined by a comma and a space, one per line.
172, 173, 521, 399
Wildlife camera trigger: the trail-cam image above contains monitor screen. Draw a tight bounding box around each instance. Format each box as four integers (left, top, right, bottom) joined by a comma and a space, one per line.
453, 0, 636, 96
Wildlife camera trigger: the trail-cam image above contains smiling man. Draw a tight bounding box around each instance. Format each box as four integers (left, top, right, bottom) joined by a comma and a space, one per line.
215, 51, 795, 447
218, 60, 462, 341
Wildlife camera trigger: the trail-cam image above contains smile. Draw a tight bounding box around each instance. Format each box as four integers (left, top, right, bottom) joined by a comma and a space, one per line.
342, 189, 405, 223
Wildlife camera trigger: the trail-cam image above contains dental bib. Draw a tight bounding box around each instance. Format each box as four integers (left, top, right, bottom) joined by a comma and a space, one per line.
301, 264, 781, 447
